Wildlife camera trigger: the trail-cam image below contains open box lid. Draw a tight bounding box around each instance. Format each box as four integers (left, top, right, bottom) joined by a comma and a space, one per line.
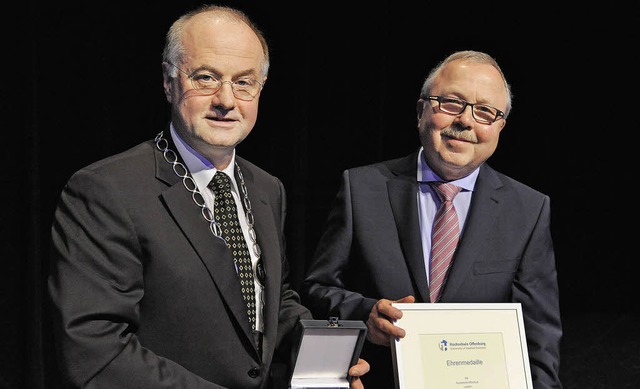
289, 318, 367, 389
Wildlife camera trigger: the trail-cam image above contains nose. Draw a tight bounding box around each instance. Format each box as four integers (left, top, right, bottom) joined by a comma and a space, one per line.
211, 81, 236, 109
456, 104, 475, 126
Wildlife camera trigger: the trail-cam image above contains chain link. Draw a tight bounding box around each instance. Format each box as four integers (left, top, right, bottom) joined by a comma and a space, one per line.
154, 131, 262, 264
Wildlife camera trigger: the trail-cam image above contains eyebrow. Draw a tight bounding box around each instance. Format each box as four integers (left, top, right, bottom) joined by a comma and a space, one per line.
189, 65, 259, 79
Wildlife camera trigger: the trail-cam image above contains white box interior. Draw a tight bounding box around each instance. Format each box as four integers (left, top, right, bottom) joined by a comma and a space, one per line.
290, 327, 361, 388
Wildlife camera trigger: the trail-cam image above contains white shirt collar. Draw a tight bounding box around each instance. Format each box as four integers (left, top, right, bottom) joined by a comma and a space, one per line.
169, 124, 238, 194
417, 146, 479, 191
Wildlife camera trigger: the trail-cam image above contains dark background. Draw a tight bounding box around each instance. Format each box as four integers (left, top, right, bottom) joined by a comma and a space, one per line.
4, 1, 638, 388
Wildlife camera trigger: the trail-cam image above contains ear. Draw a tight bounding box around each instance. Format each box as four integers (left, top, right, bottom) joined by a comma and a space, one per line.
497, 118, 507, 132
161, 62, 173, 103
416, 99, 425, 120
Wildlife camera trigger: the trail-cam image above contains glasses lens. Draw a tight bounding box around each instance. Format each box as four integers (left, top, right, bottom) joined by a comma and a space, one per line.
232, 79, 261, 101
438, 97, 466, 115
190, 72, 221, 94
189, 72, 260, 101
472, 105, 498, 124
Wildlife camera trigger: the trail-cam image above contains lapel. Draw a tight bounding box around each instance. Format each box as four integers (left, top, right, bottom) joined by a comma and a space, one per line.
154, 135, 258, 355
387, 152, 431, 303
440, 164, 504, 301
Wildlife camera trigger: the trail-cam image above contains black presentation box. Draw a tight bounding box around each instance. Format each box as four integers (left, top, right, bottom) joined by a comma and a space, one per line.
289, 318, 368, 389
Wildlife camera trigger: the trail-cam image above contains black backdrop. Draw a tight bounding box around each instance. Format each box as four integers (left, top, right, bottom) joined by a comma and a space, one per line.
4, 1, 638, 388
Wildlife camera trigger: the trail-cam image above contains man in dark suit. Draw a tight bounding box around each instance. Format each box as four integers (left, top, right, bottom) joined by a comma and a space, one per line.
301, 50, 562, 389
47, 5, 368, 388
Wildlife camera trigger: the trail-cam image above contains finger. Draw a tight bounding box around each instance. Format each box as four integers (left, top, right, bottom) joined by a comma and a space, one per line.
366, 326, 390, 346
349, 358, 370, 376
377, 301, 405, 321
350, 377, 364, 389
367, 299, 409, 344
395, 295, 416, 304
383, 295, 415, 340
381, 295, 416, 321
348, 360, 369, 389
366, 320, 395, 346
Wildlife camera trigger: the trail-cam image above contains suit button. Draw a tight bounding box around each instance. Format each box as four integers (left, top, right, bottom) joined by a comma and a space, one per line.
248, 367, 260, 378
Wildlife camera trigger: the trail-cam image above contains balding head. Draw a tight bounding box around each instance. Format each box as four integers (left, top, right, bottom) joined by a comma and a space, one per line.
163, 5, 270, 78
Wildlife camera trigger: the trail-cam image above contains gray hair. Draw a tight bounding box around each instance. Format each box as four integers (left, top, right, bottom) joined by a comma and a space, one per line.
162, 5, 270, 78
420, 50, 512, 118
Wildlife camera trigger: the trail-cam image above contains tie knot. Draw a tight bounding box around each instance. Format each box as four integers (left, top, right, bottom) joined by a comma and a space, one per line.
209, 171, 232, 195
430, 182, 461, 202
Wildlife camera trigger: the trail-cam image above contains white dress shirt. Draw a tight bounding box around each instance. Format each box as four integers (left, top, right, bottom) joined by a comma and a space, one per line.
170, 124, 264, 332
416, 147, 479, 285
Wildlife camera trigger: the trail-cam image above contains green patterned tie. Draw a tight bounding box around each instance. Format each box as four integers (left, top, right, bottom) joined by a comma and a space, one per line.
209, 171, 256, 330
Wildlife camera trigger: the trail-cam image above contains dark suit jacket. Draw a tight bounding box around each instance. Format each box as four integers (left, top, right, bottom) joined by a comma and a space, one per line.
48, 134, 311, 389
301, 152, 562, 389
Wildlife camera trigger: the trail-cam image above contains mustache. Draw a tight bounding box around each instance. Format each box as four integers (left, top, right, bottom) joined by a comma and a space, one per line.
440, 125, 477, 143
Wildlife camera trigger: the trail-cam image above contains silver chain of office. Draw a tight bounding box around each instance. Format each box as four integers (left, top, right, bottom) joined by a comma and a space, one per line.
154, 131, 262, 260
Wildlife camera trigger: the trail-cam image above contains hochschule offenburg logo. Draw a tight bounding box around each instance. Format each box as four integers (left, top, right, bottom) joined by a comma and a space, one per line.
438, 339, 488, 351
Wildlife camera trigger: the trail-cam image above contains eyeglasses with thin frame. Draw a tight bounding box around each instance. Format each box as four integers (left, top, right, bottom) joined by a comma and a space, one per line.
426, 95, 505, 124
166, 62, 264, 101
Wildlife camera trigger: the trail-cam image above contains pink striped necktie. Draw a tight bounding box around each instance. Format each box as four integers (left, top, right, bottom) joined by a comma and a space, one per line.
429, 182, 462, 303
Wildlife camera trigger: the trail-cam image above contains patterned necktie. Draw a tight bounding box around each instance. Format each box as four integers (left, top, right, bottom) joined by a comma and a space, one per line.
429, 182, 462, 303
209, 171, 256, 330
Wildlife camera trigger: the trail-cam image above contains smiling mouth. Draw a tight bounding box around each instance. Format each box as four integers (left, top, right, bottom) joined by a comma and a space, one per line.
206, 116, 238, 125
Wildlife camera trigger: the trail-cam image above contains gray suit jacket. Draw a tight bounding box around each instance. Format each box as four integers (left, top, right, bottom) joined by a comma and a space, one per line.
301, 152, 562, 389
49, 134, 310, 388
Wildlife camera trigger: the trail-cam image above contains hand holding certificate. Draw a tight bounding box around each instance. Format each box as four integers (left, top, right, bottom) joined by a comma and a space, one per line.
391, 303, 533, 389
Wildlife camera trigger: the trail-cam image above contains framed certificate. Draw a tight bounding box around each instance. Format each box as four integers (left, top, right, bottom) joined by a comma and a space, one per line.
391, 303, 532, 389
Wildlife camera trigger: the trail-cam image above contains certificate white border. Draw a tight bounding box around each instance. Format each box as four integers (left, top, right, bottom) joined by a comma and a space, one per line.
391, 303, 532, 389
